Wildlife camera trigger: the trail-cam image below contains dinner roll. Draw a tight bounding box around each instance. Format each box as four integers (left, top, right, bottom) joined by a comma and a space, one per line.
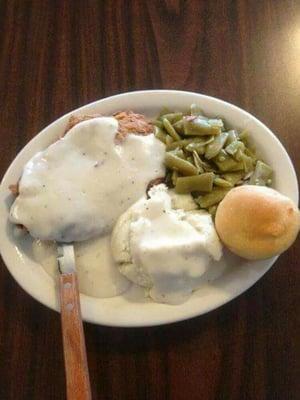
215, 185, 300, 260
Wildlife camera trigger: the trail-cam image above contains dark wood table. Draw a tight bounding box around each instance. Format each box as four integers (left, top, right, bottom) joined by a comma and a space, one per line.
0, 1, 299, 399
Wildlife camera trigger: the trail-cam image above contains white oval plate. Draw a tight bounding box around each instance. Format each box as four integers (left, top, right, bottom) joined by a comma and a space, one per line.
0, 90, 298, 327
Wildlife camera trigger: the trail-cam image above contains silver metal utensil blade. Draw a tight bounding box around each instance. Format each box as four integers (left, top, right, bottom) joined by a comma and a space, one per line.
57, 243, 76, 274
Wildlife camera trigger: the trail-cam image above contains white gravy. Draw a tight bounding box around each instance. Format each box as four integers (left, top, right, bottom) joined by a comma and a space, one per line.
32, 236, 131, 298
10, 117, 165, 242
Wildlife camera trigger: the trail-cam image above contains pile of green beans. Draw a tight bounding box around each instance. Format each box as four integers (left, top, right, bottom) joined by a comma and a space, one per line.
153, 105, 273, 215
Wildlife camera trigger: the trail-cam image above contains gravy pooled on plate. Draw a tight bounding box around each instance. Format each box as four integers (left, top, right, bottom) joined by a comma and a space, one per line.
33, 236, 131, 298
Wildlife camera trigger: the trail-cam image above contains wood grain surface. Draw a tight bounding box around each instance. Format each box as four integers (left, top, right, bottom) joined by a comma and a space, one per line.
0, 1, 299, 399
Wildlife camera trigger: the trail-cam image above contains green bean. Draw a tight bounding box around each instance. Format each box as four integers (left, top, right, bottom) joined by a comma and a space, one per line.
158, 107, 171, 118
160, 112, 183, 124
213, 150, 244, 172
171, 170, 178, 186
234, 149, 243, 161
165, 134, 174, 146
154, 126, 167, 143
185, 137, 214, 153
240, 152, 254, 173
171, 148, 186, 159
205, 132, 229, 160
244, 147, 257, 160
226, 130, 238, 145
214, 177, 233, 188
167, 137, 214, 151
162, 118, 181, 141
190, 104, 203, 116
196, 188, 230, 208
222, 172, 244, 185
239, 129, 249, 143
225, 140, 245, 156
175, 173, 215, 194
249, 160, 272, 186
165, 152, 198, 176
173, 120, 184, 134
200, 136, 215, 145
153, 120, 163, 129
183, 116, 221, 136
196, 156, 216, 172
207, 119, 224, 129
185, 142, 205, 155
166, 139, 194, 151
192, 151, 205, 173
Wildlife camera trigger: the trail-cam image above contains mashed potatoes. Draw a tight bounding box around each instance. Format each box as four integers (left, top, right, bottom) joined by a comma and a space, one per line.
111, 185, 222, 304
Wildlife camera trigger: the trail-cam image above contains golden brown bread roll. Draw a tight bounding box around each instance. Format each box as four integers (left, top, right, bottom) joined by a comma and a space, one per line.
215, 185, 300, 260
